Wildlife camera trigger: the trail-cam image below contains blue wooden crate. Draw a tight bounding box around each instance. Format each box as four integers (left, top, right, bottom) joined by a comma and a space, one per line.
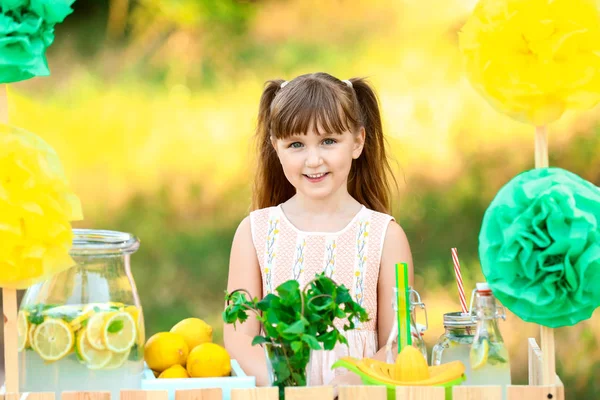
141, 360, 256, 400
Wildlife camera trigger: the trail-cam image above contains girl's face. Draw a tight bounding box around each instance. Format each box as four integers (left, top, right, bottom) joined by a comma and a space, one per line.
272, 125, 365, 201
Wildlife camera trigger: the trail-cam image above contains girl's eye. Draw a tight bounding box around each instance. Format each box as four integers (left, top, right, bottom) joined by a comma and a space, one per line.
289, 142, 303, 149
323, 138, 337, 145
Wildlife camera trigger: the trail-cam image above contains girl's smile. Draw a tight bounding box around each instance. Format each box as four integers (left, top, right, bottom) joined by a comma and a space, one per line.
304, 172, 329, 182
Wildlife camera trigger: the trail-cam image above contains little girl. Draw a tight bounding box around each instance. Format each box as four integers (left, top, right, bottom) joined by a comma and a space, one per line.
224, 72, 414, 388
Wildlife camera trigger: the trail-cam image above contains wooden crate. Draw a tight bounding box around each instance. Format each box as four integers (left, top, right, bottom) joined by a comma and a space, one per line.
1, 338, 564, 400
141, 360, 255, 400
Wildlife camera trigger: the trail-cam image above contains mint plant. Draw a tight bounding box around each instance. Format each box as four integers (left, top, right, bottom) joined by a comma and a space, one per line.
223, 273, 369, 399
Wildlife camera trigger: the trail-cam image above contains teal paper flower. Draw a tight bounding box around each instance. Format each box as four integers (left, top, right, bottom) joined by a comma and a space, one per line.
479, 168, 600, 328
0, 0, 75, 83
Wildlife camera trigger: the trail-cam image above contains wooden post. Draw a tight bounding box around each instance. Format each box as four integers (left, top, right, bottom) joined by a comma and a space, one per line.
528, 338, 543, 385
230, 388, 278, 400
120, 390, 169, 400
3, 393, 55, 400
62, 392, 111, 400
1, 83, 19, 395
507, 385, 564, 400
534, 125, 555, 386
3, 288, 18, 394
175, 389, 223, 400
338, 386, 386, 400
284, 386, 333, 400
396, 386, 445, 400
534, 126, 549, 169
453, 386, 502, 400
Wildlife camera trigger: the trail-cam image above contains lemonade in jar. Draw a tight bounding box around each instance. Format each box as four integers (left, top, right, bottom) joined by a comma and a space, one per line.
18, 230, 145, 398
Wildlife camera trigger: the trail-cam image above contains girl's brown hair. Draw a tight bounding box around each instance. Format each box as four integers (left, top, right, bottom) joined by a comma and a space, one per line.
251, 72, 397, 214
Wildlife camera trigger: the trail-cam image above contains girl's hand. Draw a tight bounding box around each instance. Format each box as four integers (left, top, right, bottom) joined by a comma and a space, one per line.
329, 372, 363, 399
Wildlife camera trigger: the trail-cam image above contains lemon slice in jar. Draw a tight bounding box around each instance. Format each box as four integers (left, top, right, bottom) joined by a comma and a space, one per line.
124, 305, 139, 325
29, 323, 39, 352
124, 305, 144, 347
69, 308, 94, 331
86, 312, 108, 350
104, 348, 131, 370
470, 337, 489, 370
17, 310, 29, 351
103, 311, 136, 353
33, 319, 74, 362
76, 332, 112, 369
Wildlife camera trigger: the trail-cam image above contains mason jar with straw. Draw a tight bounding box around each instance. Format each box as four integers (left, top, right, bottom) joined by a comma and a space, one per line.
431, 248, 477, 382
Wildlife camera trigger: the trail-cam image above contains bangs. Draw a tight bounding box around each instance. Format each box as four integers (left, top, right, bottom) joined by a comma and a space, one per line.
270, 79, 359, 139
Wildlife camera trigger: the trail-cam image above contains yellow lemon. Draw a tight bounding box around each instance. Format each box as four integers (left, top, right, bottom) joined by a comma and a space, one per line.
170, 318, 213, 351
125, 305, 145, 347
394, 345, 429, 381
103, 311, 137, 353
17, 310, 29, 352
33, 319, 74, 362
186, 343, 231, 378
86, 312, 108, 350
29, 323, 39, 352
124, 305, 140, 324
104, 348, 131, 370
470, 338, 489, 370
69, 308, 94, 332
158, 364, 190, 379
144, 332, 189, 372
76, 332, 112, 369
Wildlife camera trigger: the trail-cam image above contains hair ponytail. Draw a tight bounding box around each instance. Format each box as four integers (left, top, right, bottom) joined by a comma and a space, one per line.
347, 78, 397, 214
251, 79, 296, 210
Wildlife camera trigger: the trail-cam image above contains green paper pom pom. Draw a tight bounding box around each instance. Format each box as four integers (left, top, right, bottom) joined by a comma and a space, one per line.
479, 167, 600, 328
0, 0, 75, 83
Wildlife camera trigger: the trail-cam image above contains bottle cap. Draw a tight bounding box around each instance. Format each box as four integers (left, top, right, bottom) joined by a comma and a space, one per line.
476, 282, 493, 296
442, 311, 476, 328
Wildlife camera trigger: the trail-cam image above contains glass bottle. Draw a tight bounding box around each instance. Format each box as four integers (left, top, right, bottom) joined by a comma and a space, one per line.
431, 312, 476, 382
18, 229, 145, 399
468, 283, 511, 390
385, 287, 428, 363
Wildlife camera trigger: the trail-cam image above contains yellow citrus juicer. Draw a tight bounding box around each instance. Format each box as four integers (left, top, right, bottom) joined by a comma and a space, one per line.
331, 346, 466, 400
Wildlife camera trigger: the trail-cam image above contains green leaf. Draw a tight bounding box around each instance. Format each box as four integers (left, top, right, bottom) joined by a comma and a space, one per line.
107, 320, 124, 333
27, 312, 44, 325
291, 341, 303, 353
275, 280, 300, 299
257, 294, 278, 311
251, 336, 269, 346
320, 330, 338, 350
129, 344, 140, 361
283, 320, 306, 335
301, 334, 321, 350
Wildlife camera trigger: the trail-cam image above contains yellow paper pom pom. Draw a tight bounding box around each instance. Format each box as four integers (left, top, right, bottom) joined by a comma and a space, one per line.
0, 124, 82, 289
459, 0, 600, 125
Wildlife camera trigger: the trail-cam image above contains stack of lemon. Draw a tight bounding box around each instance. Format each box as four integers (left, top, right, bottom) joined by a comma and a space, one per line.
145, 318, 231, 379
18, 302, 141, 370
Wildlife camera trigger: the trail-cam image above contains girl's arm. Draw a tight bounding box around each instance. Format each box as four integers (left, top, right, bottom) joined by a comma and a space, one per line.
223, 216, 269, 386
375, 220, 415, 359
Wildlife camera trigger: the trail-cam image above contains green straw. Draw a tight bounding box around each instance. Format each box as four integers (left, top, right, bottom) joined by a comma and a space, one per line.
395, 262, 411, 353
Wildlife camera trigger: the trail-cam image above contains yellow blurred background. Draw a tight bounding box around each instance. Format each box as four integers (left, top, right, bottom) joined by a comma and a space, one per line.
2, 0, 600, 396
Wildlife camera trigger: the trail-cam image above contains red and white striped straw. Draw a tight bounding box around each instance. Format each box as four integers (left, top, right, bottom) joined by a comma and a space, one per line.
451, 248, 468, 314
